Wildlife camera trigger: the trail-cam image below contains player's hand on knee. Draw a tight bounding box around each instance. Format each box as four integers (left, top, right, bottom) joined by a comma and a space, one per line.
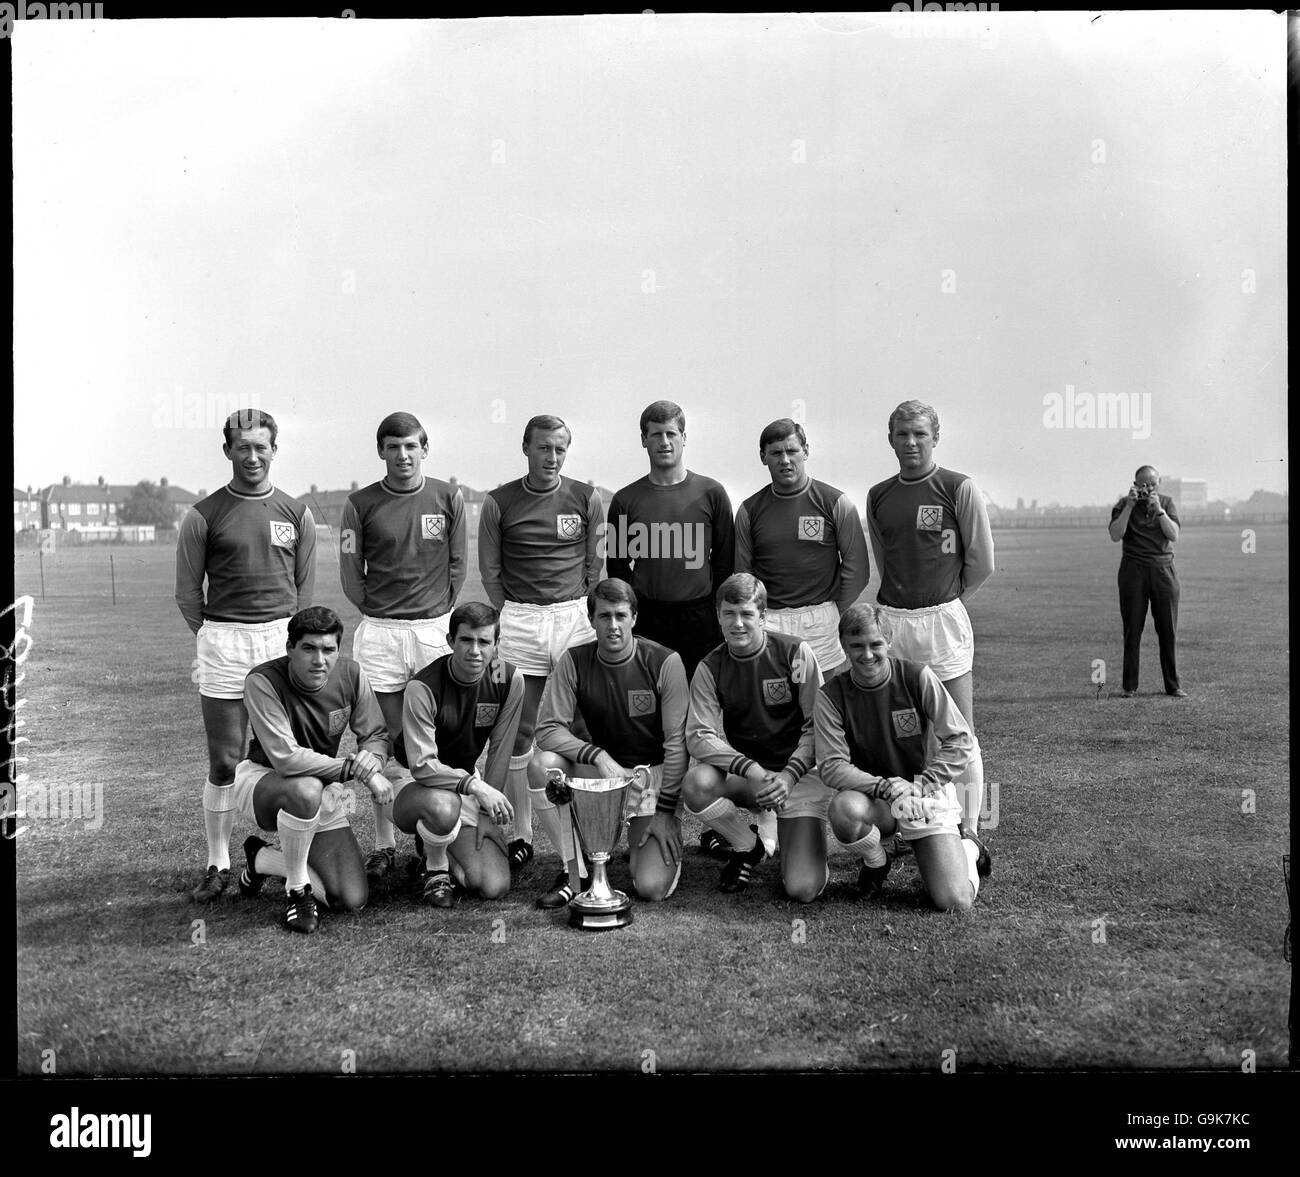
473, 780, 513, 828
350, 749, 383, 783
755, 770, 793, 811
639, 812, 682, 865
881, 776, 919, 804
593, 751, 632, 780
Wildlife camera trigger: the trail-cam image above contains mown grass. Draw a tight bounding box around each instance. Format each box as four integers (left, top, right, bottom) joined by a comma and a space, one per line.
12, 525, 1289, 1073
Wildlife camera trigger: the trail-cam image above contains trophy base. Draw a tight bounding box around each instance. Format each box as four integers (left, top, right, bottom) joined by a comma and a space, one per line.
568, 893, 633, 930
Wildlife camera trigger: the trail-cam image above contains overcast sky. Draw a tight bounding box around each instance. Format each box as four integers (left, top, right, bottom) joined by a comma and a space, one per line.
12, 11, 1286, 511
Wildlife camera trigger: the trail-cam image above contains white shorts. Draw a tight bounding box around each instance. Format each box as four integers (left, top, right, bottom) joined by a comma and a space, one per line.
353, 614, 452, 693
878, 598, 974, 681
195, 618, 290, 700
764, 601, 844, 672
232, 759, 353, 834
719, 769, 832, 822
497, 599, 596, 677
390, 776, 486, 831
893, 781, 964, 843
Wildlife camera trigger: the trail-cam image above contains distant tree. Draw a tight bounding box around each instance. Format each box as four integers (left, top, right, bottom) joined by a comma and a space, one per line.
120, 480, 174, 527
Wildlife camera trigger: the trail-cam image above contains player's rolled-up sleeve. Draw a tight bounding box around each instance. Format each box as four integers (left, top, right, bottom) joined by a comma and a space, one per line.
832, 494, 871, 611
338, 498, 367, 612
296, 506, 318, 610
402, 679, 463, 789
481, 667, 525, 789
245, 672, 347, 782
477, 495, 505, 610
535, 653, 601, 765
917, 666, 975, 790
655, 653, 690, 812
686, 661, 756, 779
955, 479, 994, 600
814, 690, 884, 795
175, 509, 209, 634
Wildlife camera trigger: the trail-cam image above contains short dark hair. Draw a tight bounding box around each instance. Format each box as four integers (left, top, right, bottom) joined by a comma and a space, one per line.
639, 400, 685, 435
588, 577, 638, 620
887, 400, 939, 440
759, 417, 807, 454
523, 414, 571, 446
376, 411, 428, 451
838, 603, 892, 641
448, 601, 500, 643
223, 408, 278, 449
288, 606, 344, 647
716, 572, 766, 613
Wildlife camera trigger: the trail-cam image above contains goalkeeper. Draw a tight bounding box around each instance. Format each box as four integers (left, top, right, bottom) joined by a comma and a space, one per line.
814, 603, 991, 910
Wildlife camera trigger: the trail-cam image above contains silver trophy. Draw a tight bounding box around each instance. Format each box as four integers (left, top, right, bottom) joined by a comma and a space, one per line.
547, 769, 633, 930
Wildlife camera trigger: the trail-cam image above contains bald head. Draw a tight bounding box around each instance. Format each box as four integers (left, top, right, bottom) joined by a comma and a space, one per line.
1135, 465, 1160, 486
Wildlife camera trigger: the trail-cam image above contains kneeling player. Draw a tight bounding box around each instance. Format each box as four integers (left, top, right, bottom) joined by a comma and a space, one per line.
529, 578, 688, 909
814, 604, 991, 911
234, 607, 392, 934
399, 602, 525, 907
682, 573, 831, 901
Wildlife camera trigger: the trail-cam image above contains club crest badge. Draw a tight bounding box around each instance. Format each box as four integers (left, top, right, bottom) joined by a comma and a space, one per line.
421, 514, 446, 540
475, 703, 499, 727
270, 521, 297, 549
891, 708, 920, 738
627, 689, 655, 716
763, 678, 792, 706
328, 707, 351, 737
557, 513, 582, 540
798, 515, 825, 541
916, 505, 943, 532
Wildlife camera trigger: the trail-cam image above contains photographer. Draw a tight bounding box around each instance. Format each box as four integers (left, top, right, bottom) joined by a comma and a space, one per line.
1108, 465, 1185, 698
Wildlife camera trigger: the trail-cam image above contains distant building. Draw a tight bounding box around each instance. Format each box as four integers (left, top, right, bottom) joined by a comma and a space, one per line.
13, 488, 41, 532
1162, 477, 1207, 515
36, 477, 198, 532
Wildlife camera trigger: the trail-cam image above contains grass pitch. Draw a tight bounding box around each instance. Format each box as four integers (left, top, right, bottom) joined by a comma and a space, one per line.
12, 526, 1290, 1073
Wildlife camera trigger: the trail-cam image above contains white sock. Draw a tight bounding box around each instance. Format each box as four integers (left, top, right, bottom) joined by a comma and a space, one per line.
532, 790, 587, 879
842, 827, 887, 869
691, 796, 758, 853
372, 765, 408, 851
959, 744, 985, 831
962, 837, 981, 898
506, 749, 533, 843
277, 808, 320, 893
756, 808, 779, 856
417, 818, 459, 872
253, 845, 324, 898
202, 779, 236, 871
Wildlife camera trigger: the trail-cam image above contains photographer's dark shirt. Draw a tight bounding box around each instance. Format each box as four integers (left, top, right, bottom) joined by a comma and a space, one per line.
1111, 494, 1179, 566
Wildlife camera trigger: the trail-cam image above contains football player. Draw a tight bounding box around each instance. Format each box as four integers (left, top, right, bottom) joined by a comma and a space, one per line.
865, 400, 993, 831
814, 603, 991, 909
234, 607, 391, 933
682, 573, 831, 901
478, 415, 604, 877
175, 409, 317, 904
339, 411, 467, 893
529, 578, 688, 909
605, 400, 735, 680
398, 602, 524, 907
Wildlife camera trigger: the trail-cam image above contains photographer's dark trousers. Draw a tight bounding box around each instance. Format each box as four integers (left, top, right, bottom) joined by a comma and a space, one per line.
1118, 558, 1180, 693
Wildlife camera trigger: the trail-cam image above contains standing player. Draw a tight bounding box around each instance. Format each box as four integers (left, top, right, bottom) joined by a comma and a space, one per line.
865, 400, 993, 832
176, 409, 317, 904
339, 411, 467, 892
399, 602, 525, 907
682, 573, 831, 902
735, 418, 870, 672
605, 400, 735, 680
529, 578, 688, 909
478, 414, 604, 878
814, 604, 990, 910
234, 607, 391, 933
